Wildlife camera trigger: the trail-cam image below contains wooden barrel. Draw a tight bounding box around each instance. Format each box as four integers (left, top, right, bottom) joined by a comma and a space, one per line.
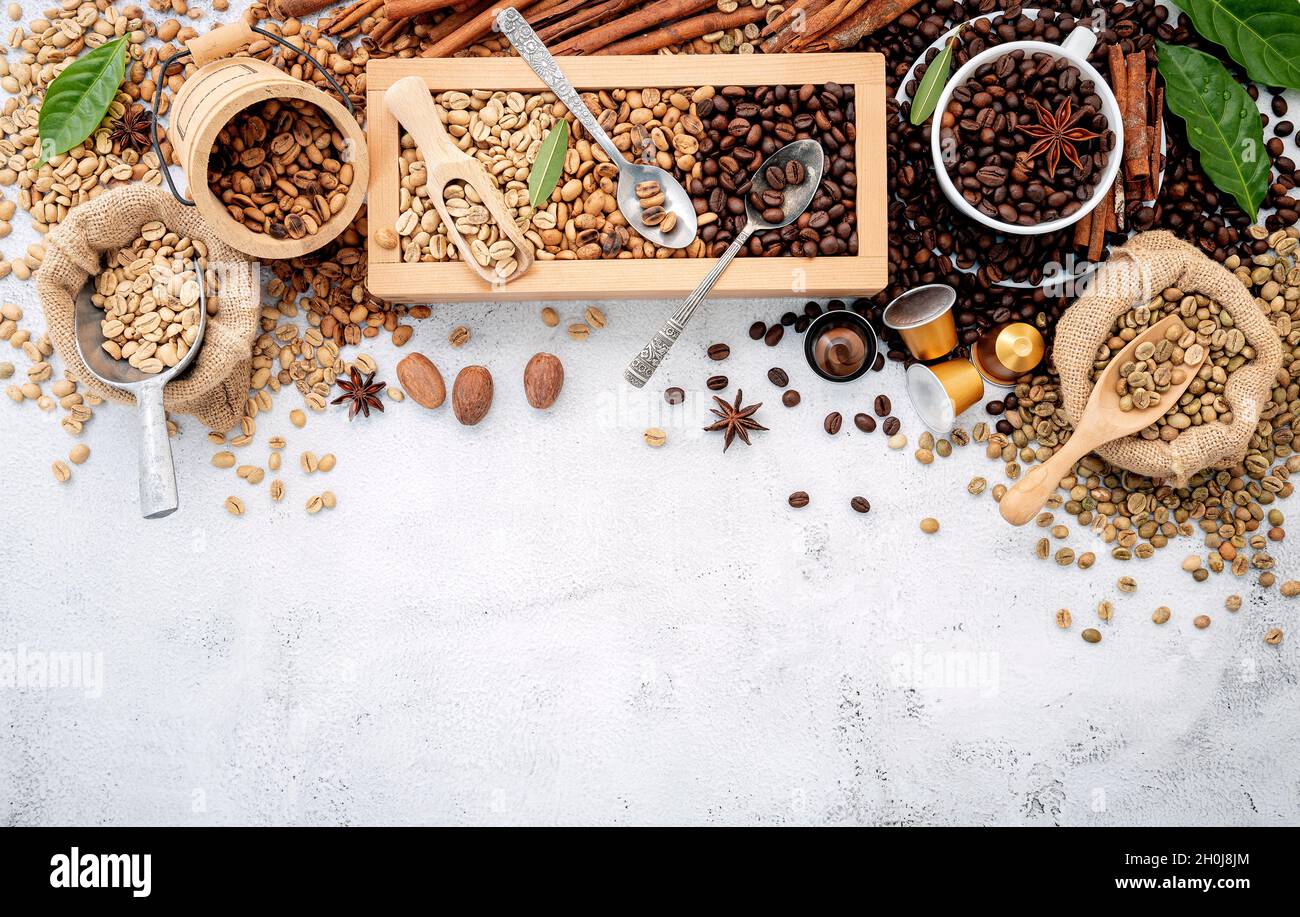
169, 22, 368, 260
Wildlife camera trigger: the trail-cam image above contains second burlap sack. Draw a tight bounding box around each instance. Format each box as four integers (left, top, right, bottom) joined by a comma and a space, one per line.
35, 184, 259, 433
1054, 231, 1282, 486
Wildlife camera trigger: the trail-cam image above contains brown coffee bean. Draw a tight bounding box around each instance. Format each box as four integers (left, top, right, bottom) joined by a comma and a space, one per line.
785, 160, 806, 185
707, 343, 730, 361
873, 394, 891, 417
850, 496, 870, 514
788, 491, 810, 508
853, 413, 876, 432
882, 416, 901, 436
764, 324, 784, 347
664, 387, 685, 405
749, 321, 766, 340
706, 375, 728, 391
782, 390, 801, 407
767, 367, 788, 387
824, 411, 842, 435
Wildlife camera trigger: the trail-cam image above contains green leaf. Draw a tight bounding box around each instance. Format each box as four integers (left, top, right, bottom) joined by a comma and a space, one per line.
1156, 41, 1269, 221
37, 36, 127, 165
1181, 0, 1300, 90
528, 119, 569, 209
910, 33, 957, 126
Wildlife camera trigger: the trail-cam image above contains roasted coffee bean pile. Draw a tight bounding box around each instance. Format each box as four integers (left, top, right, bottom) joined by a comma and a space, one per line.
689, 82, 858, 258
940, 51, 1113, 227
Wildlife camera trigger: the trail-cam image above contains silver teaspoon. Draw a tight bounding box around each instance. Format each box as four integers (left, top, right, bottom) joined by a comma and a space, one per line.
73, 258, 208, 519
623, 139, 825, 388
494, 7, 697, 249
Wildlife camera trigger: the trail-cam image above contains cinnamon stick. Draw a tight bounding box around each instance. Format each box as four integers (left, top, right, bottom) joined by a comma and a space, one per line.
795, 0, 923, 52
761, 0, 834, 53
1124, 53, 1150, 182
326, 0, 384, 35
1073, 209, 1092, 251
1107, 44, 1126, 111
1149, 85, 1164, 198
594, 5, 768, 55
536, 0, 639, 44
386, 0, 484, 23
787, 0, 875, 52
1087, 188, 1108, 262
553, 0, 715, 55
272, 0, 347, 18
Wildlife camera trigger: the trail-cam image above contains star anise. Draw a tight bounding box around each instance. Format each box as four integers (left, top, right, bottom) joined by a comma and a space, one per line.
1020, 98, 1100, 176
108, 104, 154, 154
703, 389, 768, 452
331, 367, 386, 420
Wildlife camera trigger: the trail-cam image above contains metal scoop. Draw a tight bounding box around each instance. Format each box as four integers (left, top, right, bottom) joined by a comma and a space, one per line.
494, 7, 697, 250
73, 259, 208, 519
624, 139, 826, 387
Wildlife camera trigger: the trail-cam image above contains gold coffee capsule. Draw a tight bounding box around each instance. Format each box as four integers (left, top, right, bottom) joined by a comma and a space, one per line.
906, 357, 984, 431
972, 321, 1045, 386
882, 284, 958, 362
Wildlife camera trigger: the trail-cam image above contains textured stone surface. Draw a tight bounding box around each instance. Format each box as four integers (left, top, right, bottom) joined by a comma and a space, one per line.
0, 0, 1297, 825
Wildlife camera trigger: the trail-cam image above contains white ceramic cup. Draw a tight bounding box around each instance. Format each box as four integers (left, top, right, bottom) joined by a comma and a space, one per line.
930, 26, 1123, 236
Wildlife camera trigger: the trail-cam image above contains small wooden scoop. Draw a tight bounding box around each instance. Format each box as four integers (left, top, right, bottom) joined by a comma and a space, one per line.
1000, 314, 1207, 526
384, 76, 532, 286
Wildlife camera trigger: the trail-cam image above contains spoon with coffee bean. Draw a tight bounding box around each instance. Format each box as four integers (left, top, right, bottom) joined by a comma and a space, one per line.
624, 139, 825, 388
495, 7, 696, 249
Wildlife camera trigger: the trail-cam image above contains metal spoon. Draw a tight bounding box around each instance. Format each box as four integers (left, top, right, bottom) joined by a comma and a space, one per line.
73, 259, 208, 519
624, 139, 825, 388
493, 7, 697, 249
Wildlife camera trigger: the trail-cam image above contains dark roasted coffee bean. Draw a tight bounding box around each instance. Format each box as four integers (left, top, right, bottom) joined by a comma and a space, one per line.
785, 160, 805, 185
788, 491, 810, 509
985, 400, 1005, 415
872, 354, 884, 372
824, 411, 842, 435
764, 324, 784, 346
853, 412, 876, 432
764, 165, 786, 190
882, 416, 900, 436
794, 315, 810, 333
782, 389, 801, 407
749, 320, 766, 340
664, 387, 685, 405
804, 302, 822, 318
850, 496, 871, 514
706, 375, 728, 391
873, 394, 891, 417
780, 311, 797, 326
767, 367, 789, 387
707, 342, 731, 361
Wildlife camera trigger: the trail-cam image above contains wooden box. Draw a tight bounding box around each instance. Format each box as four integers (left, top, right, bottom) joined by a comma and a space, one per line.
365, 53, 886, 302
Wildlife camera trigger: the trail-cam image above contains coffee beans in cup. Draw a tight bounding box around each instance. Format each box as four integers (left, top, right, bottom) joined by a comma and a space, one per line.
939, 50, 1113, 227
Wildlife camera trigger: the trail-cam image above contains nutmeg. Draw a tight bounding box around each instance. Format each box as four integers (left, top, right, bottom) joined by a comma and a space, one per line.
396, 353, 445, 409
452, 365, 493, 425
523, 352, 564, 409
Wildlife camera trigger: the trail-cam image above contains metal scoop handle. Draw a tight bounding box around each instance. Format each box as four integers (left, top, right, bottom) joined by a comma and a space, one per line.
136, 379, 177, 519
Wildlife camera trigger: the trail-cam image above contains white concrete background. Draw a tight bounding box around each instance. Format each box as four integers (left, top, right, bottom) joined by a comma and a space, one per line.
1, 2, 1298, 826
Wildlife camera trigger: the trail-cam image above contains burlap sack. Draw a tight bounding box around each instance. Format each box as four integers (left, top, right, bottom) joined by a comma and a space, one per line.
35, 184, 259, 433
1055, 230, 1282, 486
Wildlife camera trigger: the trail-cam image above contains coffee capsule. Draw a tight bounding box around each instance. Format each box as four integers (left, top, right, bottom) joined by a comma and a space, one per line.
972, 321, 1045, 386
803, 310, 879, 383
906, 358, 984, 431
882, 284, 958, 362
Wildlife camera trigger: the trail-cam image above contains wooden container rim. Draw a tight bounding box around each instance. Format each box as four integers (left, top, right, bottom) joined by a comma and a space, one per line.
365, 52, 886, 302
179, 57, 370, 261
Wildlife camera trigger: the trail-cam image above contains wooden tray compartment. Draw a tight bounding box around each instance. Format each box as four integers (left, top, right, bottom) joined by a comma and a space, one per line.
365, 53, 886, 302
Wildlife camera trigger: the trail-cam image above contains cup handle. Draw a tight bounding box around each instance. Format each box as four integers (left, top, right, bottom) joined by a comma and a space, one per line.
1061, 23, 1097, 60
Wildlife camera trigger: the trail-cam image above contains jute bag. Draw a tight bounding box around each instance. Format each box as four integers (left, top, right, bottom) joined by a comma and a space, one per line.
1055, 231, 1282, 485
36, 184, 259, 432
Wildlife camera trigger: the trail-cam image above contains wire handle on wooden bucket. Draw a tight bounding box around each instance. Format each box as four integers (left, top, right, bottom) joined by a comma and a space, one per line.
149, 23, 357, 206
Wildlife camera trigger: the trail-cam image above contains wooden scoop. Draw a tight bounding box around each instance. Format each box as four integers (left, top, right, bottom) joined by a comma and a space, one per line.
384, 76, 532, 286
999, 314, 1207, 526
